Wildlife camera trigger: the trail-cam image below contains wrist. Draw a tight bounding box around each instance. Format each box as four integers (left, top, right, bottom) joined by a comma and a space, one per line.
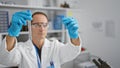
6, 35, 16, 51
71, 38, 80, 46
69, 31, 79, 39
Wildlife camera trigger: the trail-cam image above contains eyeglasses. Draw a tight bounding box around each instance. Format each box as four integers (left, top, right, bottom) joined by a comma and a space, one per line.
31, 23, 49, 28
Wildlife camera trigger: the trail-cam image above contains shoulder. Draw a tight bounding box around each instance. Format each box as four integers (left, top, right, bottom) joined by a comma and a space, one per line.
47, 38, 63, 45
17, 39, 33, 49
42, 38, 60, 49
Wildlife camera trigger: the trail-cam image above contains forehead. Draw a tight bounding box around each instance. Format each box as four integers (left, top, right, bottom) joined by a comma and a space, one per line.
32, 14, 48, 23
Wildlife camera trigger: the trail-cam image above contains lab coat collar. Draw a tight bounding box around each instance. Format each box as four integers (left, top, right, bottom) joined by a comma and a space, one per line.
43, 38, 51, 48
26, 38, 51, 48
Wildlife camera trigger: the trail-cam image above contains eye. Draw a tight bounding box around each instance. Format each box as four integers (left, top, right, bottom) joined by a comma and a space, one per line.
31, 23, 39, 28
34, 24, 39, 27
43, 23, 48, 27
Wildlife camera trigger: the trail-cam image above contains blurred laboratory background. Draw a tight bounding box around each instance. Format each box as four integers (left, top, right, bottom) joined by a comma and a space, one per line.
0, 0, 120, 68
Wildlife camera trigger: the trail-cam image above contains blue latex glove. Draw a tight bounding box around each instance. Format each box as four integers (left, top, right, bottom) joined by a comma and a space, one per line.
62, 17, 79, 39
8, 10, 32, 37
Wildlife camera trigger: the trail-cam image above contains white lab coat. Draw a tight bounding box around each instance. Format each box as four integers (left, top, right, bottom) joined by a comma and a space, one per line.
0, 37, 81, 68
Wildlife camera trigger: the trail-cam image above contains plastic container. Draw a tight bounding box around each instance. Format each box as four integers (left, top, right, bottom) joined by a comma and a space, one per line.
53, 15, 64, 30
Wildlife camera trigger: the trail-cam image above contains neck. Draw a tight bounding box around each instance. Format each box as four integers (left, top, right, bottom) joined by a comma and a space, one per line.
32, 38, 44, 49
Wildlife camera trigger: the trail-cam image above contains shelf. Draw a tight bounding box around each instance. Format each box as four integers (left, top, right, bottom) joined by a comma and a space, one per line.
0, 30, 66, 35
0, 32, 8, 35
0, 31, 29, 35
0, 4, 67, 11
0, 4, 70, 43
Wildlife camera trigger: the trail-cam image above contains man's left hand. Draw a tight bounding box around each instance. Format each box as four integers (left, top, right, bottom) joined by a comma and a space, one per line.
62, 17, 79, 39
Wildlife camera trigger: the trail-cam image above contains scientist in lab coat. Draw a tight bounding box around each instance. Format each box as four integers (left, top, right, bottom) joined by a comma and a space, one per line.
0, 10, 81, 68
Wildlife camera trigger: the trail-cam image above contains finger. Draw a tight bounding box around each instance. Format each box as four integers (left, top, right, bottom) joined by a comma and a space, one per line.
12, 16, 24, 25
15, 10, 32, 16
62, 17, 74, 22
15, 11, 32, 20
17, 14, 32, 20
92, 59, 101, 67
19, 17, 27, 25
72, 24, 79, 30
11, 22, 23, 35
69, 28, 78, 34
67, 21, 75, 29
62, 17, 73, 25
62, 19, 71, 26
68, 21, 78, 28
68, 24, 78, 32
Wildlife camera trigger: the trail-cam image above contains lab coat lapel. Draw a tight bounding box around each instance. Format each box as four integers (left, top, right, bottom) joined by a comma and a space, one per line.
25, 39, 38, 68
41, 39, 51, 67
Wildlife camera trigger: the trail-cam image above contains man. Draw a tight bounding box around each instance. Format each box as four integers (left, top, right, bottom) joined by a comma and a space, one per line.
0, 10, 81, 68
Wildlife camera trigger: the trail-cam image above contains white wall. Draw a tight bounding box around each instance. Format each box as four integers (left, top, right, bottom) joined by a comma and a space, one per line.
78, 0, 120, 68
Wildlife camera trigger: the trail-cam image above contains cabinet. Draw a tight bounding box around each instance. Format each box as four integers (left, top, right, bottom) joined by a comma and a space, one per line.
0, 4, 74, 43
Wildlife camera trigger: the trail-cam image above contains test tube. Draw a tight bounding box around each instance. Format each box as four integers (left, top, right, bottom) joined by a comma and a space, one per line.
27, 20, 32, 40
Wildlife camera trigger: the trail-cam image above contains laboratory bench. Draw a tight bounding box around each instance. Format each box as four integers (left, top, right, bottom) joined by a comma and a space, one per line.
61, 51, 98, 68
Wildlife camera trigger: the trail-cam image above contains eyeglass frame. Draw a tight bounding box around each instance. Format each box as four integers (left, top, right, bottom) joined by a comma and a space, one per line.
31, 22, 49, 28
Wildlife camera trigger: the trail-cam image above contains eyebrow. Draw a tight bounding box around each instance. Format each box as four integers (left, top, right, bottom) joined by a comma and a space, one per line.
31, 22, 48, 25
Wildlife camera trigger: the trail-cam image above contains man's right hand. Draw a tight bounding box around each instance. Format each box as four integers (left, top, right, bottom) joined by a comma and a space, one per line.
8, 10, 32, 37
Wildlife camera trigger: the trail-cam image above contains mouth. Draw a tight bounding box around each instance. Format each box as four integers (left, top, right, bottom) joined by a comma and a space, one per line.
38, 32, 45, 35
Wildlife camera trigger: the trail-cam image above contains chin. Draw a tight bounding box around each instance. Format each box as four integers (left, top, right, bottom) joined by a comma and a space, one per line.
39, 36, 45, 39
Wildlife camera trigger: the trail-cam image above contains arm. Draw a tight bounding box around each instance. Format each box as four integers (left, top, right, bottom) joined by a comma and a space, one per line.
59, 17, 81, 64
6, 35, 16, 51
6, 10, 32, 51
0, 10, 32, 66
0, 37, 22, 66
62, 17, 80, 46
71, 38, 80, 46
58, 40, 81, 64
